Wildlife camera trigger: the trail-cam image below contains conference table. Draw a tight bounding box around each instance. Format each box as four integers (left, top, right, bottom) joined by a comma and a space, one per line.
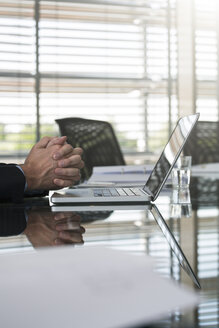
0, 172, 218, 327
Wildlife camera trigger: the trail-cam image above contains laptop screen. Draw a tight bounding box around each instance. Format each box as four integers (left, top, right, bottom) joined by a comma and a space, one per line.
144, 113, 199, 200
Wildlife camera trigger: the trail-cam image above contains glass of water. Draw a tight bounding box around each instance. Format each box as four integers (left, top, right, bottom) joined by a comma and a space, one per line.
171, 156, 192, 188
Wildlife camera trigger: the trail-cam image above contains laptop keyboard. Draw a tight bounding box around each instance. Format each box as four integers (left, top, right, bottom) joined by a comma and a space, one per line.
93, 188, 144, 197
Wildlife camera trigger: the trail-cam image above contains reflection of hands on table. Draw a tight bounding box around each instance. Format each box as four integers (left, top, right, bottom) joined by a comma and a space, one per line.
25, 207, 85, 247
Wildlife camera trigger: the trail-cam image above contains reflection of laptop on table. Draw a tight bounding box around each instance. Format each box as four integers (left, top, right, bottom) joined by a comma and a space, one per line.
151, 205, 201, 288
51, 113, 199, 205
51, 202, 200, 288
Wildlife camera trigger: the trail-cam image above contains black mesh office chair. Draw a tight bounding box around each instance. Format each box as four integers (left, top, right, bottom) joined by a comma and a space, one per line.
55, 117, 126, 181
183, 121, 219, 165
190, 176, 219, 207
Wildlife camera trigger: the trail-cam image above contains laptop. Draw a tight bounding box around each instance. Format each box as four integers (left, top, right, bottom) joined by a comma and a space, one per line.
51, 113, 199, 205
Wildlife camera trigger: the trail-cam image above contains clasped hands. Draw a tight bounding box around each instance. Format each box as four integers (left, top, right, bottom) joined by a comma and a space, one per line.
20, 136, 84, 191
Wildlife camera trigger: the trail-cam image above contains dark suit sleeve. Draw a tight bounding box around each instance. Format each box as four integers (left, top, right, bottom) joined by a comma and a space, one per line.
0, 164, 25, 202
0, 206, 27, 236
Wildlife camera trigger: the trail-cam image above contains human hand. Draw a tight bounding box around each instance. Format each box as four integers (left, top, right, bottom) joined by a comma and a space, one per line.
46, 136, 84, 188
20, 136, 84, 191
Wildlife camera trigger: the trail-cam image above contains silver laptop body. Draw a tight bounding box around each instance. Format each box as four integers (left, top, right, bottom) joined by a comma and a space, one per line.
51, 113, 199, 205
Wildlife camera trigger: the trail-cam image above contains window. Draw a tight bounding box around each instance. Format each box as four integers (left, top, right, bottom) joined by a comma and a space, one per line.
0, 0, 36, 156
1, 0, 218, 162
195, 0, 219, 121
0, 0, 177, 161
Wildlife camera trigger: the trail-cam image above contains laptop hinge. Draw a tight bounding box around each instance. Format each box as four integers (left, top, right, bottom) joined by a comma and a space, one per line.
142, 186, 154, 198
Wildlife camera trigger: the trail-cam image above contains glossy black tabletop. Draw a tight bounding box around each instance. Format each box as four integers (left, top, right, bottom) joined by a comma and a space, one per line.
0, 175, 219, 328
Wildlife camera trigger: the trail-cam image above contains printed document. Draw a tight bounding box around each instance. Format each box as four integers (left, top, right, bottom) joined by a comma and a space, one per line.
0, 246, 199, 328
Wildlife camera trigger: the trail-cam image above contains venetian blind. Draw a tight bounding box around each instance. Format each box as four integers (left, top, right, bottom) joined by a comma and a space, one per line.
0, 0, 177, 160
195, 0, 219, 121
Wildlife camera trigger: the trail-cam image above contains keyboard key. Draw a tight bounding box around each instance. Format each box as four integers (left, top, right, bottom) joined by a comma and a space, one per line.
123, 188, 135, 196
103, 189, 111, 197
130, 188, 143, 196
117, 188, 128, 196
93, 189, 103, 197
109, 188, 119, 196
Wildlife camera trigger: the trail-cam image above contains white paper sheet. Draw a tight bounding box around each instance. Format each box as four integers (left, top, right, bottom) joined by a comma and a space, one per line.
88, 164, 152, 184
0, 246, 199, 328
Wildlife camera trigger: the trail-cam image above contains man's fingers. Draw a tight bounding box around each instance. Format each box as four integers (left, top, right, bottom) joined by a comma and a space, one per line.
57, 155, 84, 169
72, 147, 83, 155
53, 143, 73, 160
53, 146, 83, 160
54, 167, 80, 177
35, 136, 53, 149
53, 178, 78, 188
47, 136, 67, 148
34, 136, 67, 150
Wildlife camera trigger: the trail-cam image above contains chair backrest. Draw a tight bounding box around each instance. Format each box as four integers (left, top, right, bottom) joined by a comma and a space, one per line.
183, 121, 219, 165
55, 117, 126, 181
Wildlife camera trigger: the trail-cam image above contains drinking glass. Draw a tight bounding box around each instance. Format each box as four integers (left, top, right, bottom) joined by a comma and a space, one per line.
171, 156, 192, 188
